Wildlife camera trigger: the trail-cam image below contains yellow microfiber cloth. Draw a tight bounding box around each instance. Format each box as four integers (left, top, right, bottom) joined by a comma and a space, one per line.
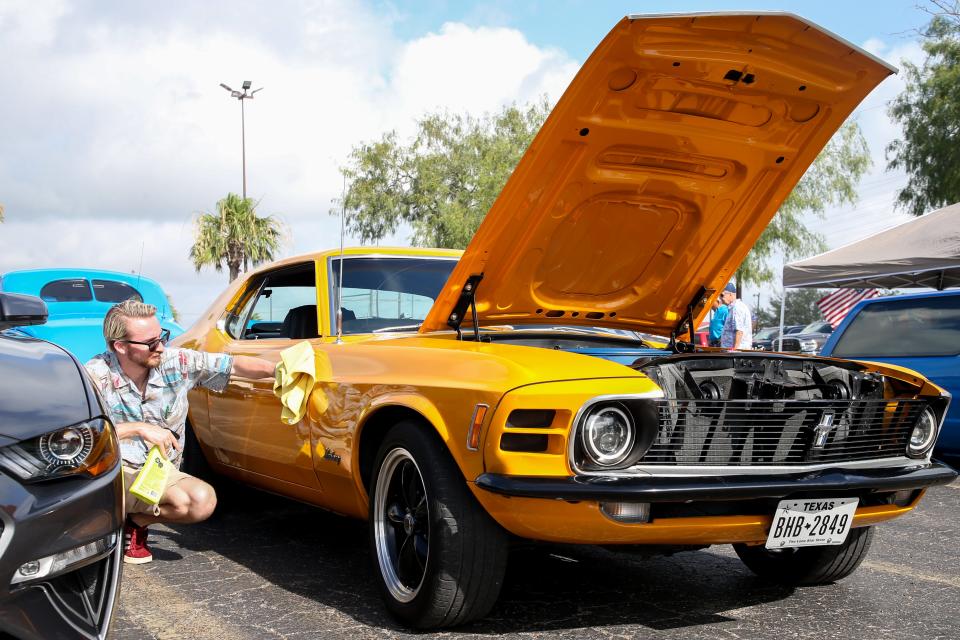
129, 445, 171, 505
273, 341, 332, 424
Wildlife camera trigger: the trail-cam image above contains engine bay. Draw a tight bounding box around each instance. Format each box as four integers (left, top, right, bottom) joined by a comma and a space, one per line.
636, 354, 887, 401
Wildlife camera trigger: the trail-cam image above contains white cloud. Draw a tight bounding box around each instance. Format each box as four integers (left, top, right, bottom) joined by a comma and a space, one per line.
0, 0, 67, 47
0, 1, 579, 326
388, 22, 577, 123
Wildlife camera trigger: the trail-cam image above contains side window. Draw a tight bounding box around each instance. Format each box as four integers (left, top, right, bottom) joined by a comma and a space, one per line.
831, 295, 960, 358
40, 279, 93, 302
92, 279, 143, 303
242, 264, 318, 340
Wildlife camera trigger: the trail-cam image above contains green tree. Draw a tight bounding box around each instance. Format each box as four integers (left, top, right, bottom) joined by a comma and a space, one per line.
736, 122, 872, 290
886, 15, 960, 216
190, 193, 285, 282
756, 289, 828, 327
334, 100, 551, 248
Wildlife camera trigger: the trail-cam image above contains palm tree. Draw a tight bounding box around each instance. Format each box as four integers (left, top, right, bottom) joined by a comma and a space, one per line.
190, 193, 285, 282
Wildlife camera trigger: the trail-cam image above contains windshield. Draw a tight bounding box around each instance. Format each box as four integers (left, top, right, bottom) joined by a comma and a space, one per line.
329, 256, 458, 334
801, 321, 831, 334
755, 327, 779, 340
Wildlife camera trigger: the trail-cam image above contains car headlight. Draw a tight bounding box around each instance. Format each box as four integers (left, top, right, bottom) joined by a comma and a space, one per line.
906, 407, 939, 458
800, 339, 818, 352
0, 418, 119, 481
581, 404, 635, 467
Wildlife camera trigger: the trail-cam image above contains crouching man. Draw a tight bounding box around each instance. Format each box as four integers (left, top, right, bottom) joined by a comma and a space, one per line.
85, 300, 275, 564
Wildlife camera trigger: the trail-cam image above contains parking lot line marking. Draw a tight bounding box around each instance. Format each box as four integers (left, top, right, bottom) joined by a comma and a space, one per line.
121, 566, 253, 640
863, 560, 960, 588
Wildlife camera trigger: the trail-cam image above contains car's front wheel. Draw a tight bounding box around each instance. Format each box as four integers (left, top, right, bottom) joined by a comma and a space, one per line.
369, 420, 508, 628
733, 526, 875, 585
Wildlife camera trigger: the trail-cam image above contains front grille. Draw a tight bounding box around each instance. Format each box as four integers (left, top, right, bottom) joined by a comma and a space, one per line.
642, 399, 925, 466
778, 337, 804, 352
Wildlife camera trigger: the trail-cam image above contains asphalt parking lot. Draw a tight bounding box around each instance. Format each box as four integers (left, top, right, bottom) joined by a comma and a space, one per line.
111, 477, 960, 640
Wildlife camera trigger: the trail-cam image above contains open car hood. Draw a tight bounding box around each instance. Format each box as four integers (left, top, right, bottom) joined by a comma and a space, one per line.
421, 13, 894, 336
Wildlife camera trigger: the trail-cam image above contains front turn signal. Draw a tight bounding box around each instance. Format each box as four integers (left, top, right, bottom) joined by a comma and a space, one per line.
466, 404, 488, 451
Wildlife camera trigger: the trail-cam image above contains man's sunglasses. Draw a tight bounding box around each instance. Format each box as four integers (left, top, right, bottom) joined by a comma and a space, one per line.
120, 328, 171, 352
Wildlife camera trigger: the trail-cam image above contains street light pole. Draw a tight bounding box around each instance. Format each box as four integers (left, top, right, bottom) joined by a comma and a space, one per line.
219, 81, 263, 200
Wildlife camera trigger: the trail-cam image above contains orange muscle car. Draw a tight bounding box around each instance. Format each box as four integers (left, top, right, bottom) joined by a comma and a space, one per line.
174, 13, 957, 629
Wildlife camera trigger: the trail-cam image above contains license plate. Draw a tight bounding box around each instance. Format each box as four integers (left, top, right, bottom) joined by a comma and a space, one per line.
765, 497, 859, 549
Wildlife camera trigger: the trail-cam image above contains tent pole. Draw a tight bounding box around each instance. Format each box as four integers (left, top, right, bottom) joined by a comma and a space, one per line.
778, 279, 787, 351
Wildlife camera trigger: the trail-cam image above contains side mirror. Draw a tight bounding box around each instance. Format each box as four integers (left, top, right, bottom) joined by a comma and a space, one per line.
0, 292, 48, 329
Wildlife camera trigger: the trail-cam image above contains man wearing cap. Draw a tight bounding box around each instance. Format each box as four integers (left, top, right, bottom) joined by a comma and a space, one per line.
719, 283, 753, 350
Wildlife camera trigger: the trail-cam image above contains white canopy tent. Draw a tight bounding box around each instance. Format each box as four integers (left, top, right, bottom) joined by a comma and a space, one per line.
783, 202, 960, 290
776, 202, 960, 349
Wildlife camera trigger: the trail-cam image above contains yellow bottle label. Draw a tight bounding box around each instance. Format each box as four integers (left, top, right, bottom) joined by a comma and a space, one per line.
129, 445, 171, 505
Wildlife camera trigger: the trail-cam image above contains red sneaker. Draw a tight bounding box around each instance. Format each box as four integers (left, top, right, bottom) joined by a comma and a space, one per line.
123, 520, 153, 564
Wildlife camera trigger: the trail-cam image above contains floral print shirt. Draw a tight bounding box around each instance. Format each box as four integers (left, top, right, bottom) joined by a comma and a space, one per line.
85, 347, 233, 468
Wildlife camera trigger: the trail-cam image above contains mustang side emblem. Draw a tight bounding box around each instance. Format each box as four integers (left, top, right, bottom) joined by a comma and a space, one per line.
813, 412, 836, 450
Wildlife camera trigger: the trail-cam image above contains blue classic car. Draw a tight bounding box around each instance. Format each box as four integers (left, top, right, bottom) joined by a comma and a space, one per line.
820, 290, 959, 465
0, 269, 183, 363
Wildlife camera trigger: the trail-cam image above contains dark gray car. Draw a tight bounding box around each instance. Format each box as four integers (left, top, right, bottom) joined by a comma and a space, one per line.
0, 292, 124, 640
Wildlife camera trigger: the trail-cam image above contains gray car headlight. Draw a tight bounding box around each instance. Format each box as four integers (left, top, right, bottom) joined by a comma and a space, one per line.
906, 407, 939, 458
581, 404, 635, 467
0, 418, 119, 481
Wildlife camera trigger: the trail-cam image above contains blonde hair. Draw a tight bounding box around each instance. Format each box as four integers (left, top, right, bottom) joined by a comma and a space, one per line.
103, 299, 158, 351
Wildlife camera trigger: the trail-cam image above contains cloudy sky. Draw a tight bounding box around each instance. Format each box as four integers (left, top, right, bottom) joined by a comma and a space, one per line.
0, 1, 936, 325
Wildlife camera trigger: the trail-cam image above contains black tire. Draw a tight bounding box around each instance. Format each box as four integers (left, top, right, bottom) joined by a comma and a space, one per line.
182, 421, 240, 508
733, 526, 875, 585
368, 420, 508, 629
182, 420, 215, 480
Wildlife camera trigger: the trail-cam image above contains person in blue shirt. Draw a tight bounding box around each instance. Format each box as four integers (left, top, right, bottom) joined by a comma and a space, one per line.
708, 294, 729, 347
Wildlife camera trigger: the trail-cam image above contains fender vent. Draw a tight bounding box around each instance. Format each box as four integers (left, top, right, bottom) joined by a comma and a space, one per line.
500, 434, 549, 453
507, 410, 556, 429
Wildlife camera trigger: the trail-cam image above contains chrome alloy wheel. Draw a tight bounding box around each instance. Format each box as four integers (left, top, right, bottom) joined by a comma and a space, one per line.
374, 447, 430, 603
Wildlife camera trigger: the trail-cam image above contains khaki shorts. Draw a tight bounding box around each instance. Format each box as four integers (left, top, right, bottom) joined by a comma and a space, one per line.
122, 465, 193, 517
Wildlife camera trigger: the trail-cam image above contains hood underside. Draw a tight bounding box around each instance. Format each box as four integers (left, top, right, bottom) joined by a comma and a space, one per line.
421, 12, 894, 336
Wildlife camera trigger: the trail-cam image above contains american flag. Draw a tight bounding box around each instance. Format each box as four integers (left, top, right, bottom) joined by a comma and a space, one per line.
817, 288, 881, 328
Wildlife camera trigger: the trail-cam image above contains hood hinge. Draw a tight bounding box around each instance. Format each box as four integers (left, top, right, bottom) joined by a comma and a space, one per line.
447, 274, 484, 341
669, 286, 714, 353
